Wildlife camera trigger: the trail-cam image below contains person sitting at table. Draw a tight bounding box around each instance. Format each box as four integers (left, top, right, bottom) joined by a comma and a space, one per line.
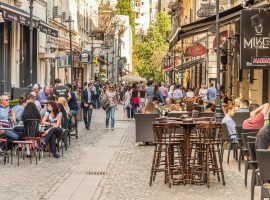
12, 96, 26, 122
41, 101, 63, 158
236, 99, 250, 113
256, 111, 270, 149
186, 88, 195, 98
222, 106, 239, 143
153, 100, 162, 115
243, 103, 269, 129
142, 101, 158, 114
0, 95, 22, 144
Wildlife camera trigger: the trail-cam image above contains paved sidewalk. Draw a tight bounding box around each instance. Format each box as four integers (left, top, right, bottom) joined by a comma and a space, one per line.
0, 108, 261, 200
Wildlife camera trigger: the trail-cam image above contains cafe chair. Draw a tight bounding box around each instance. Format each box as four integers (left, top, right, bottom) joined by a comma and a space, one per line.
221, 123, 240, 164
240, 132, 258, 186
191, 123, 225, 187
0, 138, 9, 165
149, 123, 184, 187
236, 127, 259, 172
247, 142, 260, 200
255, 149, 270, 200
11, 119, 41, 166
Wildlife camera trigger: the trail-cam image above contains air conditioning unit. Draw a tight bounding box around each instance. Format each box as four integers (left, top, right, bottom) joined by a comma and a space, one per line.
53, 6, 60, 18
61, 12, 68, 22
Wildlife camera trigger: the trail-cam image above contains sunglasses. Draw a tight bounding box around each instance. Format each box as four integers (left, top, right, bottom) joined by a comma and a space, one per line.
2, 99, 10, 101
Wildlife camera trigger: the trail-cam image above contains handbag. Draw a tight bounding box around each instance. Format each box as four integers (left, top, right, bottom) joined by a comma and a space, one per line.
102, 99, 110, 111
132, 97, 140, 105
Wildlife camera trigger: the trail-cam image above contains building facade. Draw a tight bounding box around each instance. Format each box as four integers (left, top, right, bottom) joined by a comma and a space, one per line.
168, 0, 270, 104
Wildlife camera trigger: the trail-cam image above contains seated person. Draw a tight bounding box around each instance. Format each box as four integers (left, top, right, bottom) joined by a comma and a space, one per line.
186, 89, 195, 98
256, 112, 270, 149
243, 103, 269, 129
0, 95, 21, 143
237, 99, 249, 112
41, 101, 63, 158
222, 106, 239, 143
142, 101, 158, 114
12, 96, 26, 122
153, 101, 162, 115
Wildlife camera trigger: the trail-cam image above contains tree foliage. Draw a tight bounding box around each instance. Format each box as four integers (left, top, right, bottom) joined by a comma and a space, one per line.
133, 12, 170, 82
116, 0, 136, 38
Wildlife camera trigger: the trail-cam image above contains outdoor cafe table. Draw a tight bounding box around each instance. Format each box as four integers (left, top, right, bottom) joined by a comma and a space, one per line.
157, 118, 212, 184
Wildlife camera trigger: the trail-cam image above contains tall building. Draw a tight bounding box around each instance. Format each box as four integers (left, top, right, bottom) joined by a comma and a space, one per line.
134, 0, 159, 35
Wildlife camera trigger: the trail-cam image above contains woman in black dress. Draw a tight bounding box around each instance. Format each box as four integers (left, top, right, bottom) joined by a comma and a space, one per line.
131, 83, 139, 116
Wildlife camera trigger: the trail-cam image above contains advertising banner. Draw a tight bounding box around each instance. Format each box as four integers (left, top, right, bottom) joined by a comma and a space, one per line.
240, 10, 270, 68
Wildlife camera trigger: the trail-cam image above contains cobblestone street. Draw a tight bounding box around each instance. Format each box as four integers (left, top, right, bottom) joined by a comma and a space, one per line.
0, 109, 260, 200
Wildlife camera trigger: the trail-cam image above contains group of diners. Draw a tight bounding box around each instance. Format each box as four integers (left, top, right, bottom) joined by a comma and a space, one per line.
0, 78, 79, 159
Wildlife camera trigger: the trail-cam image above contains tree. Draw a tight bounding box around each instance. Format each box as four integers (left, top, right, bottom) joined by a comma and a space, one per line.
133, 12, 171, 82
116, 0, 136, 38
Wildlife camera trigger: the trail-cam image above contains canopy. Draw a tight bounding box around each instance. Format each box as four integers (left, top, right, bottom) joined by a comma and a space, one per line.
121, 74, 147, 83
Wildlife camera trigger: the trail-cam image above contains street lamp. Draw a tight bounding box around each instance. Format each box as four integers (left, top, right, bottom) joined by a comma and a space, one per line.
29, 0, 34, 87
0, 11, 4, 95
65, 15, 75, 83
214, 0, 224, 122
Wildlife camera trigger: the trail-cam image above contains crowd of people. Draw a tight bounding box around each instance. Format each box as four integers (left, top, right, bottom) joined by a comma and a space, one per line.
0, 78, 118, 159
1, 78, 270, 160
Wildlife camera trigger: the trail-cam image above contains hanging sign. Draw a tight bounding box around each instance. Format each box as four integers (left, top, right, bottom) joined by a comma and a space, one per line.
240, 10, 270, 68
185, 44, 207, 57
79, 51, 91, 64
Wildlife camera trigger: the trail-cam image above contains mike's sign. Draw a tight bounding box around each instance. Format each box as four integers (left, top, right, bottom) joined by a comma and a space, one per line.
240, 10, 270, 68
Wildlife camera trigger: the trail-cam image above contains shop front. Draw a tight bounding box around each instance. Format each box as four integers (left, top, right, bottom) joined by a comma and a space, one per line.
0, 2, 58, 94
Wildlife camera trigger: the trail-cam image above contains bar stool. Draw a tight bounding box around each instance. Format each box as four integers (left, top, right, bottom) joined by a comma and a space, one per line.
149, 122, 184, 187
191, 123, 225, 187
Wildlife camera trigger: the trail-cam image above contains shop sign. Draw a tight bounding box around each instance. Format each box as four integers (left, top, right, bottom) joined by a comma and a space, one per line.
240, 10, 270, 68
251, 57, 270, 65
2, 10, 38, 28
79, 51, 92, 64
39, 23, 58, 38
185, 44, 206, 57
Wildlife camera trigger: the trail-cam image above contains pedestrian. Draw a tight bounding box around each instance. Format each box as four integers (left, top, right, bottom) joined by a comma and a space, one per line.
105, 84, 117, 130
131, 83, 140, 116
81, 83, 95, 130
168, 84, 174, 99
153, 84, 164, 103
53, 78, 71, 100
146, 80, 155, 102
207, 82, 217, 103
199, 84, 208, 102
124, 87, 133, 118
159, 82, 168, 101
139, 84, 147, 108
94, 81, 101, 109
173, 85, 183, 101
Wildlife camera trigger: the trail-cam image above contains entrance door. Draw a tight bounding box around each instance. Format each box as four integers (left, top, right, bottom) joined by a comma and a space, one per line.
262, 69, 270, 103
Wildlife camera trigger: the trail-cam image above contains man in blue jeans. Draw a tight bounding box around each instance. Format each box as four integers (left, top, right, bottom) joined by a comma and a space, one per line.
0, 95, 21, 144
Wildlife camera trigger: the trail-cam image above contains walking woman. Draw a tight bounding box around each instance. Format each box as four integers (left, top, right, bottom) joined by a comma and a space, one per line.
105, 84, 117, 130
41, 101, 63, 158
131, 83, 140, 116
139, 84, 146, 108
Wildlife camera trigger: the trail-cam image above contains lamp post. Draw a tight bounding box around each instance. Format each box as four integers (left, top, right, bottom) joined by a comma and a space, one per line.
0, 11, 5, 95
214, 0, 224, 122
29, 0, 34, 87
65, 15, 75, 84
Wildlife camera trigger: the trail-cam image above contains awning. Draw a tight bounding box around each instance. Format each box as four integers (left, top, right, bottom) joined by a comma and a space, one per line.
0, 2, 58, 38
175, 58, 205, 70
169, 4, 243, 49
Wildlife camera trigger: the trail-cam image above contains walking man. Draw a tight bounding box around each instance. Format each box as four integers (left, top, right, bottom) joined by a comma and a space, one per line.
81, 83, 95, 130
